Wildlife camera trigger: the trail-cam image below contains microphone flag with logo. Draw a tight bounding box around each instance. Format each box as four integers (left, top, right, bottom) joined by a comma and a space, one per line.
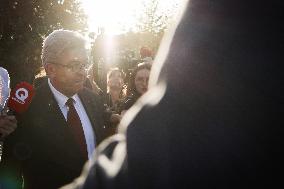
7, 82, 35, 114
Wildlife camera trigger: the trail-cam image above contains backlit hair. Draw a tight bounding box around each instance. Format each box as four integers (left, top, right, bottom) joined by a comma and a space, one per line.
41, 29, 88, 66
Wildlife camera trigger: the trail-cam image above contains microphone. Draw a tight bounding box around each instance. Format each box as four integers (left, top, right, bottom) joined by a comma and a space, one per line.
0, 75, 35, 162
7, 81, 35, 115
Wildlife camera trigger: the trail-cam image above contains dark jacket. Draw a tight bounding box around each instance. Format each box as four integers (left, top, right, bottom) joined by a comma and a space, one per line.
60, 1, 282, 189
120, 93, 140, 112
0, 81, 114, 189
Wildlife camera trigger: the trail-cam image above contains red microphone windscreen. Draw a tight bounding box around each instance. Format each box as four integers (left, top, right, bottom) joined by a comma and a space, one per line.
7, 82, 35, 114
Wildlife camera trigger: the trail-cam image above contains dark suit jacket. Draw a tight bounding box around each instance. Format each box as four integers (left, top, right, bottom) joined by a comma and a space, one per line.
0, 81, 113, 189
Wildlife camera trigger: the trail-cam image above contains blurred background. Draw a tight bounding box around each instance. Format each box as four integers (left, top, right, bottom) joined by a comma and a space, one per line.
0, 0, 182, 89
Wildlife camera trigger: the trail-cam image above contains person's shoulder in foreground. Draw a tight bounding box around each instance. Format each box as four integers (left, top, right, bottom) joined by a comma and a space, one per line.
61, 0, 283, 189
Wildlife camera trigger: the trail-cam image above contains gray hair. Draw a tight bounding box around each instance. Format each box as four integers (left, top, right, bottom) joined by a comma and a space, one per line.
41, 29, 88, 66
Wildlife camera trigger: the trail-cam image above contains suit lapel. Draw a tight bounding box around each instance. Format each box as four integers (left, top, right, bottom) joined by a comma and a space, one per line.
78, 89, 103, 145
34, 83, 86, 170
38, 82, 68, 132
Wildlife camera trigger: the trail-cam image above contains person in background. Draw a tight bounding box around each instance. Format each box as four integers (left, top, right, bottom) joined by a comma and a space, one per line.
0, 30, 116, 189
84, 64, 122, 133
140, 46, 153, 65
105, 68, 126, 114
84, 64, 103, 96
120, 62, 151, 115
61, 0, 282, 188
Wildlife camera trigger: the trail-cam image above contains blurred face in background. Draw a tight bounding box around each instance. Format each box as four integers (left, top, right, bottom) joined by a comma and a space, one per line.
134, 68, 150, 95
107, 70, 124, 91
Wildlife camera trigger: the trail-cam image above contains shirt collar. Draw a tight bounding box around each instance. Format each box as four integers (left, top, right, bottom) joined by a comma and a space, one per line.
48, 78, 79, 108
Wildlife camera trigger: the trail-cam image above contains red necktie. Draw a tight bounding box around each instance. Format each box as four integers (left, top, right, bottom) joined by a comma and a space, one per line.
66, 98, 88, 160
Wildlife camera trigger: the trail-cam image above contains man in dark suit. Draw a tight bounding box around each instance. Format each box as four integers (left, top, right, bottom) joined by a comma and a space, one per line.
61, 0, 282, 189
0, 30, 116, 189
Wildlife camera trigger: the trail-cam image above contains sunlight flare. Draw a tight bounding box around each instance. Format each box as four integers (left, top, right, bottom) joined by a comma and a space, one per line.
80, 0, 182, 35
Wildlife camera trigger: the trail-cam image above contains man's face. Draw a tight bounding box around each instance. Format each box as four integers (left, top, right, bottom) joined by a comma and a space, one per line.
134, 69, 150, 95
48, 48, 88, 97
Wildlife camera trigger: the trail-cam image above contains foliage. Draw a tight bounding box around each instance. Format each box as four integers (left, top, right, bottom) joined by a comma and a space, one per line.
0, 0, 87, 87
91, 0, 178, 86
136, 0, 167, 34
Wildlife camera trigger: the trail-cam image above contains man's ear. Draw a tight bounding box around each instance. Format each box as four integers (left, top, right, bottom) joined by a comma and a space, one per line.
45, 64, 56, 78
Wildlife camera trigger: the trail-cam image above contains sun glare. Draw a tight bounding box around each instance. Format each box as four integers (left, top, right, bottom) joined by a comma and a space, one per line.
80, 0, 182, 35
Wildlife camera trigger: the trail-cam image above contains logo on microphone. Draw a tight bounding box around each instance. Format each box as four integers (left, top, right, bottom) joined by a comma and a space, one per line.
13, 88, 29, 104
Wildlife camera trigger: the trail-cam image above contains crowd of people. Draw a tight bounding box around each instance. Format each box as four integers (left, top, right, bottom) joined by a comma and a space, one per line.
85, 62, 151, 117
0, 28, 152, 189
0, 0, 282, 189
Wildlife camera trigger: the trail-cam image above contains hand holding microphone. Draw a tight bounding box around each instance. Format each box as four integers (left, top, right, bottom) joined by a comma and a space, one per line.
1, 81, 35, 138
0, 67, 34, 161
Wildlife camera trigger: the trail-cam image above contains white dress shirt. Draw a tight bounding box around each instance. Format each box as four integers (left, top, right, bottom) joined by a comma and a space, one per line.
48, 79, 95, 159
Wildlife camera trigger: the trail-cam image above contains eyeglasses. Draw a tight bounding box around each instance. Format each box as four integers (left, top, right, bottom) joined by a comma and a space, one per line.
50, 62, 88, 72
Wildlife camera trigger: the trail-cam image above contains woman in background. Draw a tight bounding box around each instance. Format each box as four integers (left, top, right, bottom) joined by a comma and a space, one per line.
105, 68, 126, 114
85, 64, 103, 96
120, 62, 151, 115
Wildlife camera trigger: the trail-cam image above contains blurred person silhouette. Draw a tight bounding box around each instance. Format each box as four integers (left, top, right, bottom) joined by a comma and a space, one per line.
0, 67, 17, 140
0, 67, 18, 163
105, 68, 126, 114
84, 63, 103, 96
0, 111, 17, 162
120, 62, 151, 115
0, 108, 17, 163
60, 0, 282, 188
85, 64, 122, 132
97, 68, 126, 134
140, 47, 153, 65
0, 30, 117, 189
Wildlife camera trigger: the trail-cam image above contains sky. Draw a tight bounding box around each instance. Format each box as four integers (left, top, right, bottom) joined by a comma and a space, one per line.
80, 0, 183, 35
